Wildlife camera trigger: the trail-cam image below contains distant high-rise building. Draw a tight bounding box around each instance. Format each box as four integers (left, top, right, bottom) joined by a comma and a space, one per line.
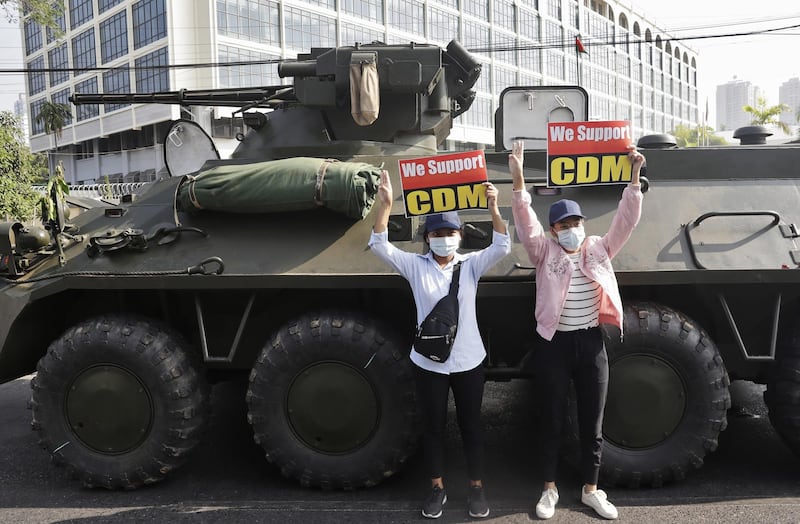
22, 0, 700, 184
779, 77, 800, 127
13, 92, 28, 138
716, 78, 761, 132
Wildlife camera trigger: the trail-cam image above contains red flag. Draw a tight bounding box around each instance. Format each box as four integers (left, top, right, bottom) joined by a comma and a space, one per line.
575, 37, 588, 54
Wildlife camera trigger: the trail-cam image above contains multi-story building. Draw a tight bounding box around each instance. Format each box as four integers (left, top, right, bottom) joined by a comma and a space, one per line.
715, 78, 760, 132
13, 93, 28, 138
779, 77, 800, 128
22, 0, 699, 184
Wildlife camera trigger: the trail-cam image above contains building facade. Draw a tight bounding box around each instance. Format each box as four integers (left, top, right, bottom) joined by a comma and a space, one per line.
715, 78, 760, 132
13, 93, 28, 139
779, 77, 800, 128
22, 0, 699, 184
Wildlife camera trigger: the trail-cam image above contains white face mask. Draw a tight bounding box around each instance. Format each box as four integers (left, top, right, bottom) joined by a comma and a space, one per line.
556, 225, 585, 251
428, 235, 460, 257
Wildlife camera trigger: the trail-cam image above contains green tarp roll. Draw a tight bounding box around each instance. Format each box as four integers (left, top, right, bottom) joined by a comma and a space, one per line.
177, 157, 381, 220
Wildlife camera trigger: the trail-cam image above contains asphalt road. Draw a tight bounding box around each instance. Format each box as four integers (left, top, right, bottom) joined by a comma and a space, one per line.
1, 376, 798, 524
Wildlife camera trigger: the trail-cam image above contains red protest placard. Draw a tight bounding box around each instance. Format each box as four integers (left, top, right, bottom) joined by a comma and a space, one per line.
547, 121, 634, 187
398, 150, 488, 217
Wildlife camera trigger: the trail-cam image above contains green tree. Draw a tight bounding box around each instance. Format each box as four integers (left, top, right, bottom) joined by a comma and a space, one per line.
34, 99, 71, 174
743, 96, 791, 134
1, 0, 64, 31
0, 111, 40, 221
670, 124, 727, 147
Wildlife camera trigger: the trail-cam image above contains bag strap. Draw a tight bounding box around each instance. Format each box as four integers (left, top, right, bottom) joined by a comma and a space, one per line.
447, 262, 462, 297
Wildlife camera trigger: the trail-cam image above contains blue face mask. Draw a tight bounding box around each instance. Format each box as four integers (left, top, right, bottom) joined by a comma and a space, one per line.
556, 225, 585, 251
428, 236, 460, 257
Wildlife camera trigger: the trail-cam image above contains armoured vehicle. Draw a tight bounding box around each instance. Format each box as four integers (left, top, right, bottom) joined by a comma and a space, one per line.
2, 39, 800, 490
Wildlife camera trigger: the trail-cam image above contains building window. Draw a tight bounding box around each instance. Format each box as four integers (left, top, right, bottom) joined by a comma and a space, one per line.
69, 0, 94, 29
543, 49, 564, 80
72, 28, 96, 73
462, 19, 489, 50
427, 7, 459, 45
284, 7, 336, 51
518, 8, 539, 41
341, 0, 383, 24
75, 77, 100, 121
463, 0, 487, 20
30, 98, 45, 134
45, 14, 66, 44
48, 43, 70, 87
216, 0, 281, 45
493, 0, 515, 32
458, 96, 492, 128
99, 0, 125, 13
388, 0, 423, 35
218, 45, 280, 88
133, 0, 167, 49
519, 41, 541, 73
27, 56, 46, 95
493, 29, 517, 66
493, 65, 516, 94
429, 0, 459, 9
546, 0, 561, 20
340, 21, 384, 46
102, 65, 131, 112
567, 0, 578, 28
24, 19, 42, 55
100, 11, 129, 63
52, 88, 74, 126
298, 0, 335, 8
135, 47, 169, 92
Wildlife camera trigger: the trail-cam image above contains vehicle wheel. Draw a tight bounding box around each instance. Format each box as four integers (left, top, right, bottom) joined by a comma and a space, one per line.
30, 315, 210, 489
765, 328, 800, 458
246, 311, 419, 489
566, 301, 730, 487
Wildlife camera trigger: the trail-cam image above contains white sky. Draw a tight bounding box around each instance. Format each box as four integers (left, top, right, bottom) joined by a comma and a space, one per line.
1, 2, 799, 127
0, 15, 25, 114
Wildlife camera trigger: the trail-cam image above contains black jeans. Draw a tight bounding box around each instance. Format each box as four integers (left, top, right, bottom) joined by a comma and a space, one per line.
535, 327, 608, 486
413, 364, 486, 481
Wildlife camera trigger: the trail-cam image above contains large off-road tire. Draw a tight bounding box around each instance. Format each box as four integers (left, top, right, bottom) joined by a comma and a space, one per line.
568, 301, 730, 487
30, 315, 210, 489
246, 311, 419, 489
765, 330, 800, 458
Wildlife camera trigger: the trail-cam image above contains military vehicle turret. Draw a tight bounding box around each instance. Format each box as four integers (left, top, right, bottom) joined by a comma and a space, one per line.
2, 38, 800, 490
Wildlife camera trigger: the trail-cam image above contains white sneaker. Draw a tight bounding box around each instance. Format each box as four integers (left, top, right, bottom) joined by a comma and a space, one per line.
535, 488, 559, 519
581, 488, 618, 520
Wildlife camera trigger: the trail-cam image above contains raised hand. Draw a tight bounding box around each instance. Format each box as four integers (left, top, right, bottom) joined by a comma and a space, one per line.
378, 170, 393, 206
626, 146, 645, 186
509, 140, 525, 191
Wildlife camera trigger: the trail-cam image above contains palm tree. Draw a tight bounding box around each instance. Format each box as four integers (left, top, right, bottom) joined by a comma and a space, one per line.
743, 96, 790, 134
34, 100, 71, 174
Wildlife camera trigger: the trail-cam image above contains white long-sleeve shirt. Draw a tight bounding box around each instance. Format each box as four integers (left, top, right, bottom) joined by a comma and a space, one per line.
369, 229, 511, 374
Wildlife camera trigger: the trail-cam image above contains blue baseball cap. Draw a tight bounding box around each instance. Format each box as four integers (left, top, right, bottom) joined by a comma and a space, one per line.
424, 212, 461, 232
548, 199, 585, 226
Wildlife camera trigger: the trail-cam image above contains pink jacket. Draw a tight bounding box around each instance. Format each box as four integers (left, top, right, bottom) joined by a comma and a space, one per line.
512, 185, 643, 341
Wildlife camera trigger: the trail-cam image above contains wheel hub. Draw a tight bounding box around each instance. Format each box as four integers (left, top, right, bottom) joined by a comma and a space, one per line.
287, 362, 378, 454
65, 365, 153, 454
604, 354, 686, 448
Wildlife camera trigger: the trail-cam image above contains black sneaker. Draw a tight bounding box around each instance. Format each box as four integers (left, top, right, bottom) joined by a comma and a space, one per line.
422, 486, 447, 519
467, 485, 490, 518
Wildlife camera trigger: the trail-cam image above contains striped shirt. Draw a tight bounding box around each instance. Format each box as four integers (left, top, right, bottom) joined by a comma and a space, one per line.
557, 252, 600, 331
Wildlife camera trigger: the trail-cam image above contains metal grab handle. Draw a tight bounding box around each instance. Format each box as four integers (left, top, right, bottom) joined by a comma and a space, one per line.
689, 211, 780, 228
683, 210, 781, 269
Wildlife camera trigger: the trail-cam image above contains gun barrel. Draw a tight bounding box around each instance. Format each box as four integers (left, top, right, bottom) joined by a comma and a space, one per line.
70, 86, 294, 107
277, 61, 318, 78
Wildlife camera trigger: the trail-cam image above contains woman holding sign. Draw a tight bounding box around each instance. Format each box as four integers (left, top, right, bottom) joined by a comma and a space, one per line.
508, 140, 645, 521
369, 171, 510, 520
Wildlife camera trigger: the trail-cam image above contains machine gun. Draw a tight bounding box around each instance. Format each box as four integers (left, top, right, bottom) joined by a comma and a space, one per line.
71, 40, 482, 156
